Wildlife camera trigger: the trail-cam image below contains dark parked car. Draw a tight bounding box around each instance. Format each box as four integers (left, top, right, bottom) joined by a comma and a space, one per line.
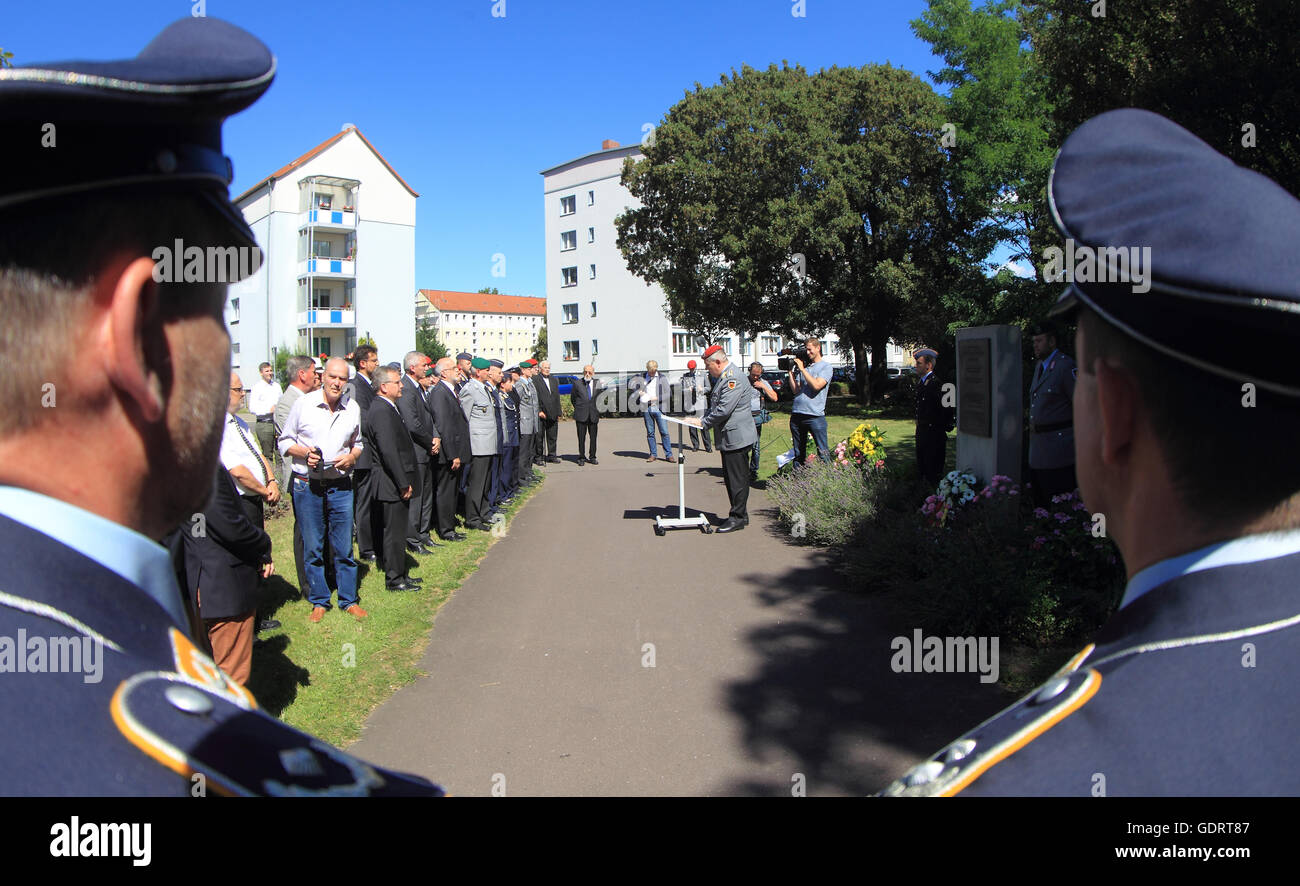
762, 371, 792, 400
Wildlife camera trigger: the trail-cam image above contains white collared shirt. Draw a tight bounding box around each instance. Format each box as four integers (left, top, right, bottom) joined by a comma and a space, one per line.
1121, 528, 1300, 609
220, 414, 269, 491
247, 378, 281, 416
0, 486, 189, 630
278, 390, 363, 479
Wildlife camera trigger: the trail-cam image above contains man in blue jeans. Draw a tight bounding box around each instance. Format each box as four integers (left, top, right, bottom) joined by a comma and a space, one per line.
279, 357, 367, 623
788, 337, 833, 465
637, 360, 675, 462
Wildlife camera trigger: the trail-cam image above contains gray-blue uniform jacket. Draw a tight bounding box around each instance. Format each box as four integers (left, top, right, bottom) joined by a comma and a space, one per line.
517, 375, 539, 436
459, 378, 499, 456
700, 363, 759, 451
1028, 350, 1077, 470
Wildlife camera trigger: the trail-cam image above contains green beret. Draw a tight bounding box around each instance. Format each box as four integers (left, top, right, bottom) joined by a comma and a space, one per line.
471, 357, 490, 370
518, 361, 531, 369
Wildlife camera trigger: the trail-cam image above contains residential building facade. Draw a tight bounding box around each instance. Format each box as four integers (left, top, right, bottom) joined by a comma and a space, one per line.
541, 140, 908, 376
415, 289, 546, 364
230, 125, 418, 375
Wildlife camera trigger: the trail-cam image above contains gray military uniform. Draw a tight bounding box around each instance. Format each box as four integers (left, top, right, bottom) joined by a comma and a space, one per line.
1028, 350, 1077, 470
517, 375, 539, 436
460, 378, 499, 456
701, 363, 759, 451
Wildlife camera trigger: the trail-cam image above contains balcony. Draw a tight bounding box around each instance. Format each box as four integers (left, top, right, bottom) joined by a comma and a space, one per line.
300, 208, 357, 231
299, 258, 355, 277
298, 309, 356, 327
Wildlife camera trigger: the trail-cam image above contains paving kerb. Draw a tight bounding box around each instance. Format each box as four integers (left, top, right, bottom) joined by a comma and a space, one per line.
349, 416, 1006, 796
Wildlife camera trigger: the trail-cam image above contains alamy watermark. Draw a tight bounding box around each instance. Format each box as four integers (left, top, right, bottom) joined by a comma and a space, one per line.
890, 629, 999, 684
1041, 238, 1151, 294
151, 238, 263, 284
0, 630, 103, 683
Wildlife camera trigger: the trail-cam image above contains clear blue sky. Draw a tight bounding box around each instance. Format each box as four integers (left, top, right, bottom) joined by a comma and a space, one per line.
6, 0, 982, 299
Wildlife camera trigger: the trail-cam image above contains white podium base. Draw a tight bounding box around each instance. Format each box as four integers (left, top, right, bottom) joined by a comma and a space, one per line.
654, 417, 714, 536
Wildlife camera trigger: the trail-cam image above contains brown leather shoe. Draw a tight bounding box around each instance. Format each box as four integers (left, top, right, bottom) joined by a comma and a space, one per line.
308, 606, 326, 623
646, 456, 656, 462
344, 604, 369, 620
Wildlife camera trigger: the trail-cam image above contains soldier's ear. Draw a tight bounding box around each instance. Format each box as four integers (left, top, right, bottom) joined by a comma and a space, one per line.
1094, 358, 1138, 465
97, 255, 169, 423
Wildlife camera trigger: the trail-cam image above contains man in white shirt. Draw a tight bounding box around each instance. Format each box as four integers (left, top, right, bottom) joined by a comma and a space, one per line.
222, 371, 279, 527
279, 357, 366, 622
247, 361, 281, 465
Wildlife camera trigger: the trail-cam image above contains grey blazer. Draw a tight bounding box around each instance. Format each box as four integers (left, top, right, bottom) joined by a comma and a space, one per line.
700, 363, 759, 452
517, 376, 539, 435
459, 378, 499, 456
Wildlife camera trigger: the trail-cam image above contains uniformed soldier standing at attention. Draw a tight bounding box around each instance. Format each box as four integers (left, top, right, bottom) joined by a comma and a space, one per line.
460, 357, 499, 531
913, 348, 953, 486
0, 18, 441, 795
686, 345, 758, 533
1028, 321, 1078, 506
882, 108, 1300, 797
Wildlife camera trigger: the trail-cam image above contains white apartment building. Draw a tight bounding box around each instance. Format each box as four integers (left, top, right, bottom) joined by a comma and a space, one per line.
541, 141, 913, 377
229, 125, 418, 374
415, 289, 546, 364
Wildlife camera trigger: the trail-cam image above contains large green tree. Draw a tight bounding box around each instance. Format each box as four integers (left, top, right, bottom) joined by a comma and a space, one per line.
617, 62, 961, 403
415, 320, 447, 362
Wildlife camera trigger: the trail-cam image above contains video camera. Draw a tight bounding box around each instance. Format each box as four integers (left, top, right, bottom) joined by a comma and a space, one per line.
777, 346, 812, 372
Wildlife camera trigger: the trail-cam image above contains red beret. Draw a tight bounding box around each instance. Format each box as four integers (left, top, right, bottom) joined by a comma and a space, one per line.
687, 359, 697, 369
526, 358, 539, 366
702, 345, 724, 360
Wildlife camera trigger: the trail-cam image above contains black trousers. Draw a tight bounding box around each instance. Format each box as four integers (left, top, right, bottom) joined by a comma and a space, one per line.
1030, 464, 1078, 506
518, 433, 535, 480
237, 493, 264, 528
405, 459, 432, 544
576, 420, 597, 458
433, 459, 460, 537
378, 497, 409, 585
353, 467, 375, 556
539, 418, 559, 457
916, 425, 946, 486
720, 447, 751, 521
466, 454, 493, 526
689, 424, 713, 452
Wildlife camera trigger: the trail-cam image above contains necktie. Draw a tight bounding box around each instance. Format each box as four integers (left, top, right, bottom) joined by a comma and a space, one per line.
233, 417, 270, 485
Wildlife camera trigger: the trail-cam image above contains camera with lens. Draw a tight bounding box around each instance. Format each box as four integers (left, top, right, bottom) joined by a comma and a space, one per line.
777, 346, 811, 372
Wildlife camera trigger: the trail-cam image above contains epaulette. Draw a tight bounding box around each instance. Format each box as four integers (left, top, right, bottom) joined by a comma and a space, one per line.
879, 648, 1099, 797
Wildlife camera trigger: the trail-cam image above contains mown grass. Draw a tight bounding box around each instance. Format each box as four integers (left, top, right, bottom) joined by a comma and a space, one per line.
245, 477, 541, 748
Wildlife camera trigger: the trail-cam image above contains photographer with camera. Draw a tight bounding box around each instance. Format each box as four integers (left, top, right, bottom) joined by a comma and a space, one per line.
783, 337, 833, 465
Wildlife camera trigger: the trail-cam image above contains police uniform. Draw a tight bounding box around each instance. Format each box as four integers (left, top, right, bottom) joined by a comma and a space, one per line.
0, 18, 441, 795
698, 349, 758, 532
881, 108, 1300, 796
913, 349, 952, 486
1028, 332, 1078, 505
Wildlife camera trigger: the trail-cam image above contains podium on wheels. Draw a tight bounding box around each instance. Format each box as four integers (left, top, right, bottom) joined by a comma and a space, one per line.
653, 414, 713, 536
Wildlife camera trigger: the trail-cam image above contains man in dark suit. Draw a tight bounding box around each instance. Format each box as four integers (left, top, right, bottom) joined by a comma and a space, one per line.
182, 466, 273, 685
428, 357, 470, 541
397, 350, 440, 553
533, 360, 563, 463
344, 345, 380, 560
913, 348, 953, 486
570, 364, 601, 465
363, 366, 423, 590
0, 16, 441, 795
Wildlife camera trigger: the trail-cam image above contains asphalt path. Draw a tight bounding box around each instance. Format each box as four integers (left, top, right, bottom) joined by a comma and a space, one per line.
350, 417, 1007, 796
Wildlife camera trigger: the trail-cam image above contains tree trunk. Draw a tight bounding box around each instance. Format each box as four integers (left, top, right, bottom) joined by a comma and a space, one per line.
853, 341, 868, 405
870, 334, 890, 407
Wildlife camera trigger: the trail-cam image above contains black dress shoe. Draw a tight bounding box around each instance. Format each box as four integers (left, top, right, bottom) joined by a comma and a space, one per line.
440, 531, 467, 541
359, 552, 377, 564
548, 456, 561, 463
576, 458, 586, 466
257, 619, 281, 633
406, 542, 434, 555
715, 517, 745, 533
464, 522, 491, 531
386, 580, 420, 591
587, 457, 598, 465
404, 575, 424, 584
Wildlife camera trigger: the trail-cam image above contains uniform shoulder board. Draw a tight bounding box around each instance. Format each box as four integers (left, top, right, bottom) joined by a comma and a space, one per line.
878, 658, 1099, 797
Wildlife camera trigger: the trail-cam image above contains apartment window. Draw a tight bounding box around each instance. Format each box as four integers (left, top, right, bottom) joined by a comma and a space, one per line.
563, 340, 580, 361
562, 303, 579, 324
312, 337, 330, 356
230, 298, 240, 323
312, 288, 331, 309
762, 335, 780, 354
718, 337, 732, 354
561, 230, 577, 251
587, 227, 595, 244
589, 264, 596, 280
231, 342, 240, 354
672, 333, 694, 354
592, 339, 598, 356
587, 190, 594, 206
562, 267, 578, 287
313, 240, 331, 258
590, 301, 597, 318
314, 192, 332, 210
560, 195, 576, 215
